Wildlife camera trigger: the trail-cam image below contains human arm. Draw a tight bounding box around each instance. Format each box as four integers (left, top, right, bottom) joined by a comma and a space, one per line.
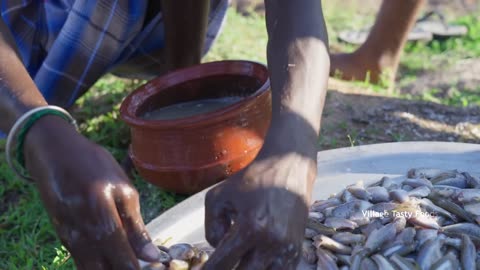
0, 19, 159, 269
203, 0, 330, 269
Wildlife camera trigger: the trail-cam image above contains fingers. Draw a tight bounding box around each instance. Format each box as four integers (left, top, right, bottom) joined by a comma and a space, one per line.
102, 224, 141, 270
115, 185, 161, 262
202, 224, 252, 270
204, 185, 234, 247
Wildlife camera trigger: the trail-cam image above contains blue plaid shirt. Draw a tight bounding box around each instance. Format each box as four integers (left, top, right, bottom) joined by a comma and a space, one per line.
1, 0, 228, 108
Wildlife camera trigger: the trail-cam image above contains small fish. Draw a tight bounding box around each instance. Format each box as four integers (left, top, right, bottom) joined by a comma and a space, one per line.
313, 235, 352, 255
324, 217, 358, 230
394, 227, 416, 245
309, 211, 325, 223
381, 243, 416, 257
462, 172, 480, 188
367, 202, 398, 213
364, 223, 397, 254
381, 176, 407, 190
461, 234, 477, 270
392, 216, 407, 232
416, 238, 443, 270
408, 168, 457, 180
360, 219, 383, 238
341, 189, 356, 202
371, 254, 396, 270
306, 219, 337, 236
430, 185, 461, 198
464, 202, 480, 216
347, 186, 370, 201
430, 253, 459, 270
458, 189, 480, 203
168, 243, 196, 261
305, 228, 318, 239
430, 171, 460, 184
389, 189, 409, 203
428, 195, 475, 223
366, 186, 390, 203
390, 254, 419, 270
443, 237, 462, 249
416, 198, 457, 222
316, 248, 339, 270
348, 211, 371, 226
415, 229, 438, 248
311, 198, 342, 212
360, 257, 378, 270
332, 232, 366, 245
435, 175, 468, 188
404, 178, 433, 189
332, 200, 373, 219
407, 186, 431, 198
349, 254, 363, 270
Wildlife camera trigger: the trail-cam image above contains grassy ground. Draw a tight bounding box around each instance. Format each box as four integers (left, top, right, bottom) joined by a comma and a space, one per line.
1, 5, 480, 269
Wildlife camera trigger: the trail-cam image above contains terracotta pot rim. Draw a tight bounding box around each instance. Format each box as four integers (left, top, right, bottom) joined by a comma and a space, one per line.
120, 60, 270, 129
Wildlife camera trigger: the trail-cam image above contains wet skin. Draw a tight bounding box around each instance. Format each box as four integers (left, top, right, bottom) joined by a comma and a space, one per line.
0, 0, 329, 269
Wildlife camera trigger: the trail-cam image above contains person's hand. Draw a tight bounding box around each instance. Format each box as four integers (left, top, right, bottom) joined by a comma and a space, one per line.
203, 143, 316, 270
23, 116, 160, 270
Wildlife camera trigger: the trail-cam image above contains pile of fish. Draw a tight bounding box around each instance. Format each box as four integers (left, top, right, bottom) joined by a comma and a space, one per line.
142, 168, 480, 270
142, 242, 214, 270
305, 168, 480, 270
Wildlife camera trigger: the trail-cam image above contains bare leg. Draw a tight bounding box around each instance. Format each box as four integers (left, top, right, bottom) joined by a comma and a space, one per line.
330, 0, 425, 84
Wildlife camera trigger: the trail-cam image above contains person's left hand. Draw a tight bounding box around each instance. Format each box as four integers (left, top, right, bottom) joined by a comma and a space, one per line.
202, 147, 316, 270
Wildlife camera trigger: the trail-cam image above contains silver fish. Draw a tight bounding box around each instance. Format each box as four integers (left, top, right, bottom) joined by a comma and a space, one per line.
311, 198, 342, 212
435, 175, 468, 188
306, 219, 337, 236
324, 217, 358, 230
332, 232, 366, 246
360, 219, 383, 238
394, 227, 416, 245
371, 254, 396, 270
461, 234, 476, 270
465, 203, 480, 216
348, 211, 370, 226
416, 238, 443, 270
416, 198, 457, 222
316, 248, 339, 270
341, 190, 356, 202
428, 195, 475, 223
430, 253, 459, 270
367, 202, 398, 213
389, 189, 409, 203
366, 186, 390, 203
462, 172, 480, 188
390, 254, 419, 270
392, 216, 407, 232
381, 243, 416, 257
309, 211, 325, 223
360, 257, 378, 270
332, 200, 373, 219
404, 178, 433, 189
407, 168, 457, 180
168, 243, 196, 261
458, 189, 480, 203
364, 223, 397, 254
407, 186, 431, 198
444, 237, 462, 249
346, 186, 370, 201
381, 176, 407, 190
313, 235, 352, 255
431, 185, 462, 198
415, 229, 438, 247
430, 171, 460, 184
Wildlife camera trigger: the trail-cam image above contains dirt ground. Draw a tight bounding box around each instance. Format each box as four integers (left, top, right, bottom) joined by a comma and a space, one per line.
232, 0, 480, 150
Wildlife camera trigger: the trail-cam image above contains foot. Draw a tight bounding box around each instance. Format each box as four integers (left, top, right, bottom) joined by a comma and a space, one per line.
330, 51, 396, 85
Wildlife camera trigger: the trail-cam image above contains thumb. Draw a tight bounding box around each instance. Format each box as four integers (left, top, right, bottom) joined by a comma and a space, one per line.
115, 185, 162, 262
204, 184, 235, 247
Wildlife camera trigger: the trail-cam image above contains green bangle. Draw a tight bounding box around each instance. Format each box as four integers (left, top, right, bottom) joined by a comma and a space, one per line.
15, 109, 73, 168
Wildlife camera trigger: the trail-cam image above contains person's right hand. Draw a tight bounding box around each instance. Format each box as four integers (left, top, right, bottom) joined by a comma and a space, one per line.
23, 115, 160, 270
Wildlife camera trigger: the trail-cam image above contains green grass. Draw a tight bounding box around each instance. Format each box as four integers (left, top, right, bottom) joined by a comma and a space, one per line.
1, 7, 480, 269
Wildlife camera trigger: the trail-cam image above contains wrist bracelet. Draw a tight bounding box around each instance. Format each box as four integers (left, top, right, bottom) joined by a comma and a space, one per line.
5, 106, 78, 182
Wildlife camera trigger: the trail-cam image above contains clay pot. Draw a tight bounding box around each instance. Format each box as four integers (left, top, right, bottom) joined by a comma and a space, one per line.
120, 61, 271, 194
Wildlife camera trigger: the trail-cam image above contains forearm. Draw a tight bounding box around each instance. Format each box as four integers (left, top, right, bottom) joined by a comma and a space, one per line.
0, 19, 47, 133
262, 0, 330, 157
160, 0, 210, 70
